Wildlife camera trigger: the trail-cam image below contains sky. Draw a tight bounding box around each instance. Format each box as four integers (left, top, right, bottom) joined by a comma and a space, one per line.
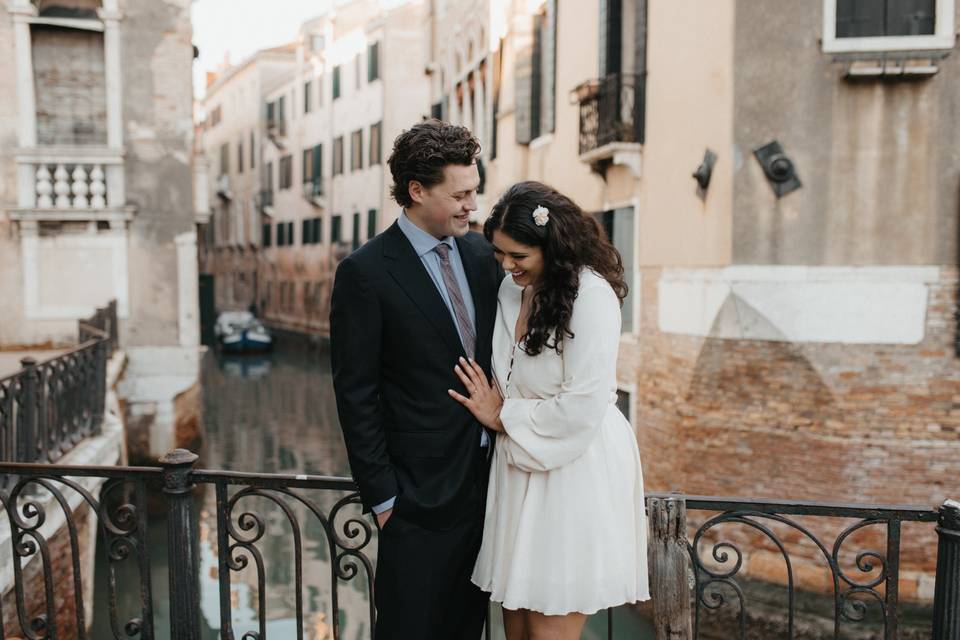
191, 0, 410, 99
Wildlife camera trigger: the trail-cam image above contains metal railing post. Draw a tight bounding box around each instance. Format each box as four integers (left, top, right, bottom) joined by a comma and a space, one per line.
932, 499, 960, 639
649, 496, 693, 640
18, 357, 39, 462
161, 449, 201, 640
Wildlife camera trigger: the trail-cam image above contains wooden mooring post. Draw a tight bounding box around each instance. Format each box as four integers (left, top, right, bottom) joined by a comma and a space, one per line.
649, 496, 693, 640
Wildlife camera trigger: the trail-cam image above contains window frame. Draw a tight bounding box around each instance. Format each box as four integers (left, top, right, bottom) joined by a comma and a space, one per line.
332, 65, 342, 99
279, 155, 293, 190
822, 0, 955, 53
351, 129, 364, 172
333, 136, 344, 175
369, 121, 382, 166
367, 41, 380, 82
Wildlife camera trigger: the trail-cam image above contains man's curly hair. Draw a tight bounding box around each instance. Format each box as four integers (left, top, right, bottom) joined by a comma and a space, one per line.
388, 120, 480, 208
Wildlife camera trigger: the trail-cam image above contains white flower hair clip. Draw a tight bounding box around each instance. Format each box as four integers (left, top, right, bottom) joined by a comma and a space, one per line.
532, 205, 550, 227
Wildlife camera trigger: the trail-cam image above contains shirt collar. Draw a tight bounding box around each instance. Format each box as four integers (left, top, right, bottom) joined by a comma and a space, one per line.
398, 210, 455, 258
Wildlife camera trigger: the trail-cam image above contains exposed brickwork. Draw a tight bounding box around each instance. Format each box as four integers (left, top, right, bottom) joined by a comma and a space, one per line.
624, 266, 959, 604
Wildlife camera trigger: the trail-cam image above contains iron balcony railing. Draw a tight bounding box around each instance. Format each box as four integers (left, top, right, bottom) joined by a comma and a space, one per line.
0, 452, 956, 640
577, 72, 646, 155
0, 301, 117, 473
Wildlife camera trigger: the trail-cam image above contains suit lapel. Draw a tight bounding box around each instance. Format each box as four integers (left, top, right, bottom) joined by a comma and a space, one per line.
383, 222, 465, 358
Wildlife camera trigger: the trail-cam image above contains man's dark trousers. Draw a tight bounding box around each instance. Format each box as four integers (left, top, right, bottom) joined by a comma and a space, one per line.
373, 447, 490, 640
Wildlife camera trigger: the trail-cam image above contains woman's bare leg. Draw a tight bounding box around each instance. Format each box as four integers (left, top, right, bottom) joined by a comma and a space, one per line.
527, 610, 588, 640
502, 607, 529, 640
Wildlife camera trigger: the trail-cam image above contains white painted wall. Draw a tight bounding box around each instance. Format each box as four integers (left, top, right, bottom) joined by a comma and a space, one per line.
658, 266, 940, 345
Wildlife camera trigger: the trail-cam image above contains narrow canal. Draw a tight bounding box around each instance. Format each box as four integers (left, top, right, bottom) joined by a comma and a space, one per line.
92, 336, 654, 639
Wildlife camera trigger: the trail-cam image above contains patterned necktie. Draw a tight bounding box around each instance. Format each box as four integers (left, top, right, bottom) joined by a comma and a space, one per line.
434, 242, 476, 359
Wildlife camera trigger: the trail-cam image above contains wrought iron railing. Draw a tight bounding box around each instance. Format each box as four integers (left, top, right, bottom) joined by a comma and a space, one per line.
577, 72, 646, 155
0, 301, 117, 471
0, 452, 956, 640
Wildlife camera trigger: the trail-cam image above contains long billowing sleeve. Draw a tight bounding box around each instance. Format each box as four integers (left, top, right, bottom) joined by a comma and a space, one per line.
498, 281, 621, 472
330, 257, 397, 511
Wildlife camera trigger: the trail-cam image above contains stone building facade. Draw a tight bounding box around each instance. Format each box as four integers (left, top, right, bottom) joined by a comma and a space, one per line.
430, 0, 960, 613
199, 0, 429, 337
0, 0, 203, 459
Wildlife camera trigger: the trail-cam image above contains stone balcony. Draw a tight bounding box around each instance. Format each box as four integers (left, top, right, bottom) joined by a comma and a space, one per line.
7, 146, 135, 226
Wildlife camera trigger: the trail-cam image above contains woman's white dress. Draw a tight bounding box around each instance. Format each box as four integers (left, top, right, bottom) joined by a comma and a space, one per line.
471, 269, 650, 615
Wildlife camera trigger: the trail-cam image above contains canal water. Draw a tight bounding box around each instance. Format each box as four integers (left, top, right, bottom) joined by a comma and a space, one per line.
91, 336, 654, 639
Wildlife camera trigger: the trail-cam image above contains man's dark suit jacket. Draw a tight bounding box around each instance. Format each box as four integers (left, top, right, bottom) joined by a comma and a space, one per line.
330, 221, 500, 530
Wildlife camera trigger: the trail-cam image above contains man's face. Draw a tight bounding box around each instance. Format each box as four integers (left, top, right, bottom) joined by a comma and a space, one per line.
409, 163, 480, 239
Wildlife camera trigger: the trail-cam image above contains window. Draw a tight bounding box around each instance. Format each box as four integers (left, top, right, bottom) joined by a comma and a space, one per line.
265, 161, 274, 194
237, 140, 244, 173
367, 41, 380, 81
219, 143, 229, 176
352, 212, 361, 250
209, 105, 222, 127
595, 206, 635, 332
278, 95, 287, 129
332, 65, 342, 99
302, 148, 312, 183
351, 129, 363, 171
277, 221, 286, 246
250, 131, 256, 169
303, 217, 322, 244
823, 0, 954, 52
262, 223, 272, 247
331, 214, 343, 243
301, 217, 322, 244
266, 100, 275, 126
515, 0, 556, 143
310, 144, 323, 185
287, 221, 295, 246
279, 155, 293, 190
369, 121, 382, 166
333, 136, 344, 175
367, 208, 378, 241
304, 80, 313, 113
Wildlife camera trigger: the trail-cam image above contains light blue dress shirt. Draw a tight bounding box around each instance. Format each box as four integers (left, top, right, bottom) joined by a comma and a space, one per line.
373, 212, 489, 515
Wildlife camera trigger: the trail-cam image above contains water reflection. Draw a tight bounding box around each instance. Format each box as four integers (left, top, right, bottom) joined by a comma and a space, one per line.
91, 337, 652, 639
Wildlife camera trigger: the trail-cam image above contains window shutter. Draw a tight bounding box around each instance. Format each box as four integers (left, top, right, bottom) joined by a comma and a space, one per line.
514, 33, 535, 144
541, 0, 557, 134
312, 144, 322, 184
368, 42, 380, 81
599, 0, 623, 75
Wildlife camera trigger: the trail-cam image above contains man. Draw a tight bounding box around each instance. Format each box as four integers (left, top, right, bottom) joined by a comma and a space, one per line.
330, 120, 500, 639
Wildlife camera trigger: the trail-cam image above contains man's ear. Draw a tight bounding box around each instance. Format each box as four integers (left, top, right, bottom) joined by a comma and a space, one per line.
409, 180, 425, 205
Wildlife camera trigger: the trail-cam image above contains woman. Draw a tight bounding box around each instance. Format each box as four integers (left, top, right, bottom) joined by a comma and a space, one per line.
448, 181, 649, 639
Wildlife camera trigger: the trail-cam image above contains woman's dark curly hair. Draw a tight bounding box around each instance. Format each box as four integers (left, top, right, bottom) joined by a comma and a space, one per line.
484, 181, 628, 356
388, 119, 480, 208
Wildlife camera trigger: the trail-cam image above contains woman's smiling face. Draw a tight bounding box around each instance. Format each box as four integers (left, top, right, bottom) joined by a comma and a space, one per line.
491, 229, 545, 288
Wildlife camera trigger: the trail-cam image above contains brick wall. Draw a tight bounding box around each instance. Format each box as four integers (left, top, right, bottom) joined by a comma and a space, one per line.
623, 266, 959, 604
